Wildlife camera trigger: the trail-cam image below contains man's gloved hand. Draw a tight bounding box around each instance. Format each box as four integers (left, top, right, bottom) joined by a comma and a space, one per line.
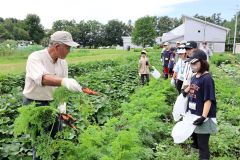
61, 78, 82, 92
58, 102, 66, 114
193, 116, 206, 126
82, 87, 99, 95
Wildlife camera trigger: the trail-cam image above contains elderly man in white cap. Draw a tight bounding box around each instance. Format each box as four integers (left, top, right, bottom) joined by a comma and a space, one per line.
23, 31, 97, 104
23, 31, 97, 160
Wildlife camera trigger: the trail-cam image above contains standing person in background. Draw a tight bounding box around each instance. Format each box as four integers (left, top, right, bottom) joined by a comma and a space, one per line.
180, 40, 187, 45
160, 42, 168, 61
161, 42, 173, 79
173, 41, 181, 63
168, 47, 176, 77
176, 41, 181, 48
182, 49, 217, 160
182, 41, 198, 89
173, 45, 187, 94
200, 42, 212, 62
138, 50, 151, 85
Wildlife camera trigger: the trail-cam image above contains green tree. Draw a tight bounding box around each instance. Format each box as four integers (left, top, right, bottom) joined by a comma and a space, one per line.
132, 16, 157, 47
156, 16, 181, 36
85, 20, 104, 48
52, 20, 77, 32
0, 17, 4, 23
103, 20, 131, 46
74, 20, 89, 47
12, 27, 30, 40
194, 13, 223, 26
223, 13, 240, 43
24, 14, 45, 44
0, 25, 14, 41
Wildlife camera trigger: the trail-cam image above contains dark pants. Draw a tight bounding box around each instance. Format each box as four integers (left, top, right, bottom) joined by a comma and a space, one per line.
169, 68, 174, 77
140, 74, 150, 85
175, 80, 183, 94
23, 97, 62, 160
191, 132, 211, 160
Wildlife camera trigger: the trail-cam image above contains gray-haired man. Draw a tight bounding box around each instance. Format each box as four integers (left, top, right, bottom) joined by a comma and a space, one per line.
23, 31, 97, 160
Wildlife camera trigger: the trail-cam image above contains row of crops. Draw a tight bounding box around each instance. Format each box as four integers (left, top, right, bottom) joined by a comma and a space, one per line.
0, 51, 239, 159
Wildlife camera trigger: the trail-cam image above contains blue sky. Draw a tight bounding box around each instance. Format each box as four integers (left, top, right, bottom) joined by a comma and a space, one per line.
0, 0, 239, 28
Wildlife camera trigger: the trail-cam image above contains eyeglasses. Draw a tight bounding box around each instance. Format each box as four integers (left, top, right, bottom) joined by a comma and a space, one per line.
177, 47, 185, 49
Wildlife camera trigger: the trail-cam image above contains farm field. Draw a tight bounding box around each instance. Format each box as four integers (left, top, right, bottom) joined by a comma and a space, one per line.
0, 49, 239, 160
0, 49, 135, 75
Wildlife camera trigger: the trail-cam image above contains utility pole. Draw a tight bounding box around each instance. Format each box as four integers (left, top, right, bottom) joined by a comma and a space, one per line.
203, 16, 207, 42
233, 6, 239, 54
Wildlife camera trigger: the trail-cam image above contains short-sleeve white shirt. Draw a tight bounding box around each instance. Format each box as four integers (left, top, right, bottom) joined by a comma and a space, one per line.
23, 49, 68, 101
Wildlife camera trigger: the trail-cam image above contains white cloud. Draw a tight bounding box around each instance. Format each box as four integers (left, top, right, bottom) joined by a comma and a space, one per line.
0, 0, 198, 28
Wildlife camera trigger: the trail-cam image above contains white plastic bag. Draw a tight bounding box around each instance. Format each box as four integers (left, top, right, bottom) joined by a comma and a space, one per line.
171, 112, 199, 144
172, 93, 188, 121
170, 78, 175, 86
150, 66, 161, 79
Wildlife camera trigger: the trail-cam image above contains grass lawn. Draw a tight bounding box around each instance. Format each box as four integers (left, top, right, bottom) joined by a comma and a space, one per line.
0, 49, 137, 75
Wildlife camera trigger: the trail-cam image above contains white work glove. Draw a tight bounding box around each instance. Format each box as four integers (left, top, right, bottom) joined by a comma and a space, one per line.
58, 102, 66, 114
61, 78, 82, 92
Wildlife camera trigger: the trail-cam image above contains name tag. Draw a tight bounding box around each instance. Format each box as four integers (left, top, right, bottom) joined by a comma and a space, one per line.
165, 58, 169, 60
189, 102, 196, 110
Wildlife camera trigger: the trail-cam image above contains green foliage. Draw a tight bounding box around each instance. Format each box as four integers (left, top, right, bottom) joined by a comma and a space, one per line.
103, 20, 131, 46
210, 53, 232, 66
0, 74, 25, 94
14, 105, 57, 141
156, 16, 182, 36
133, 48, 142, 52
153, 44, 160, 50
35, 135, 79, 160
210, 122, 240, 158
132, 16, 157, 47
0, 40, 17, 56
24, 14, 45, 44
194, 13, 224, 25
1, 52, 240, 159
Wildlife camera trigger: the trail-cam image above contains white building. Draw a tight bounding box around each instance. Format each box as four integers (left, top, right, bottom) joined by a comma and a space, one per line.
122, 36, 161, 50
162, 15, 230, 52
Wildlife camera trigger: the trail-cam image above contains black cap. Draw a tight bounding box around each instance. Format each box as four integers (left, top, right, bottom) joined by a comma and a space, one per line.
185, 49, 207, 63
185, 41, 198, 49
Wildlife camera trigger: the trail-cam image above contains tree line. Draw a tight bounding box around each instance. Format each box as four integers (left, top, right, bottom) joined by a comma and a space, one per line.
0, 13, 239, 48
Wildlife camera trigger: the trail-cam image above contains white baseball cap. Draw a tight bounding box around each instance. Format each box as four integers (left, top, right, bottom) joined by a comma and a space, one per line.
50, 31, 79, 47
177, 45, 186, 54
163, 42, 169, 46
